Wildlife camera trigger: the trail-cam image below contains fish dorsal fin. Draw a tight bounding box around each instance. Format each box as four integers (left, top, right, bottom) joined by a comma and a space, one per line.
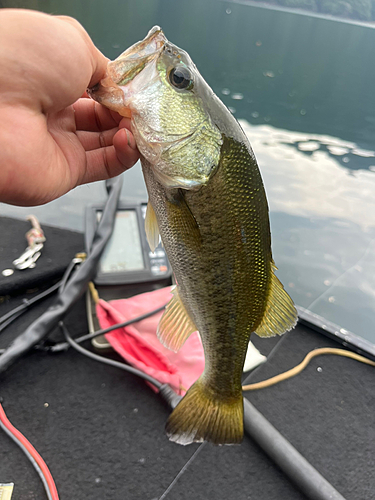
255, 263, 298, 338
157, 286, 198, 352
145, 201, 160, 252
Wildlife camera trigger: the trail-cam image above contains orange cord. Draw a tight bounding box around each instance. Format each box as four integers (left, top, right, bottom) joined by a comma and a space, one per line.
242, 347, 375, 392
0, 402, 59, 500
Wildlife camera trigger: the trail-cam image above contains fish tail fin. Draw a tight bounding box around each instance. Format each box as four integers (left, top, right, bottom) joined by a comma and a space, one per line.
166, 378, 243, 445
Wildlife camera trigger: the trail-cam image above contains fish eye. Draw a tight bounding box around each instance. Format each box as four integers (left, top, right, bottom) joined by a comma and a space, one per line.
169, 66, 193, 90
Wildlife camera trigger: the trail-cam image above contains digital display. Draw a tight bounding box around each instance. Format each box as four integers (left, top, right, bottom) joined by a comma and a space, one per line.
97, 210, 145, 273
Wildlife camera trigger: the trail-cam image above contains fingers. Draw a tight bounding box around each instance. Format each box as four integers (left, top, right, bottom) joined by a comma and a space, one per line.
74, 97, 138, 171
51, 101, 138, 188
83, 132, 139, 184
56, 15, 108, 87
77, 128, 119, 152
76, 119, 138, 162
113, 127, 138, 165
118, 116, 132, 131
73, 99, 118, 131
73, 98, 132, 132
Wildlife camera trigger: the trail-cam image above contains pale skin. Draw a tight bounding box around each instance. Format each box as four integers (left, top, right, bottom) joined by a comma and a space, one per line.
0, 9, 139, 206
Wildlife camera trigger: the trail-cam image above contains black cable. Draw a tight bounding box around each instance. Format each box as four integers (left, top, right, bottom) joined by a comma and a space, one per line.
59, 321, 181, 409
0, 257, 79, 334
83, 304, 167, 341
60, 322, 163, 389
58, 258, 79, 293
0, 418, 53, 500
0, 183, 348, 500
0, 177, 123, 376
0, 281, 61, 332
0, 311, 26, 333
61, 317, 346, 500
243, 399, 347, 500
0, 257, 79, 335
51, 303, 167, 352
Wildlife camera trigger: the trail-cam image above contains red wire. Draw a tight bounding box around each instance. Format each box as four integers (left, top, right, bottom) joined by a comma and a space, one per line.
0, 402, 59, 500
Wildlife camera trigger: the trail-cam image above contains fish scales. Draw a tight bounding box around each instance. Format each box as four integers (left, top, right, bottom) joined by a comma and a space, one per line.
88, 26, 297, 446
143, 135, 270, 394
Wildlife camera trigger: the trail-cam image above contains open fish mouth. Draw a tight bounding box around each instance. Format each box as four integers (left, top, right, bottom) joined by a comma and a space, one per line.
87, 26, 166, 116
107, 26, 166, 85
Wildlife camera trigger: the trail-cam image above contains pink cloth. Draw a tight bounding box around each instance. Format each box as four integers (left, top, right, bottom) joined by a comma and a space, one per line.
96, 287, 205, 395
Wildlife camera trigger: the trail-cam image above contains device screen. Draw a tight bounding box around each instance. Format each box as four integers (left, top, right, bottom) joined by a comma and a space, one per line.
96, 210, 145, 273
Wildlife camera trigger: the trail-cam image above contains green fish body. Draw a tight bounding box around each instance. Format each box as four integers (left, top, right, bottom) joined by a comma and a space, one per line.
89, 27, 297, 445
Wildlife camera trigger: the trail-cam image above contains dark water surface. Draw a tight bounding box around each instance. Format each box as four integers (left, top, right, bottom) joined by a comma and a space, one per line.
1, 0, 375, 343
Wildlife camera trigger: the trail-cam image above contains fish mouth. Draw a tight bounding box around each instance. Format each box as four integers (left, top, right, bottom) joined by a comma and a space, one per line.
107, 26, 166, 85
87, 26, 166, 116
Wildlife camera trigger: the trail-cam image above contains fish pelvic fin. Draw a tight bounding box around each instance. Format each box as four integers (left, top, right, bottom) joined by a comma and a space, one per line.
145, 200, 160, 252
255, 263, 298, 338
157, 286, 197, 352
166, 379, 244, 445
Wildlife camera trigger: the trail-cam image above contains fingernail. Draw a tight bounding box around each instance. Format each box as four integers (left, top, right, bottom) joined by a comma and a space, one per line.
124, 129, 137, 150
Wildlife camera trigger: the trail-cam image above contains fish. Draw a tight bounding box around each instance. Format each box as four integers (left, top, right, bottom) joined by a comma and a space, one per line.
88, 26, 297, 446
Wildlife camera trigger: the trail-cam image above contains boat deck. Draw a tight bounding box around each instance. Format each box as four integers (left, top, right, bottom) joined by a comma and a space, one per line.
0, 216, 374, 500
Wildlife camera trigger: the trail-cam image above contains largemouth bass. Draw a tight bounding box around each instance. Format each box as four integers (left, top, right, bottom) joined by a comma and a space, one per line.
89, 27, 297, 446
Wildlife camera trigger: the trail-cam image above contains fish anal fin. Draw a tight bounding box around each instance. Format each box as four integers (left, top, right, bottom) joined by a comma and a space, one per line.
157, 286, 197, 352
166, 378, 243, 445
145, 200, 160, 252
255, 264, 298, 338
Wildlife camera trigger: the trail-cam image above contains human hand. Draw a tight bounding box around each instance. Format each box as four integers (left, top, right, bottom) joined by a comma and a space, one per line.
0, 9, 139, 206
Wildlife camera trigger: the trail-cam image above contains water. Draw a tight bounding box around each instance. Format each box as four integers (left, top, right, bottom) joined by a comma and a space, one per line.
1, 0, 375, 344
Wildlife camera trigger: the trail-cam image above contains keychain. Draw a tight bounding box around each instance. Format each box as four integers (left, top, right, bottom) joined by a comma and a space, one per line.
2, 216, 46, 276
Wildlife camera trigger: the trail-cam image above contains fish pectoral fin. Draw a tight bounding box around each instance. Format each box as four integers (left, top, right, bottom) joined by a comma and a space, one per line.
157, 286, 197, 352
255, 263, 298, 337
166, 189, 202, 247
145, 200, 160, 252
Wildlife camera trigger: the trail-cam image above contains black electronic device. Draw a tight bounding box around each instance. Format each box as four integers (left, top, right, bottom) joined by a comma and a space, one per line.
85, 203, 172, 288
85, 202, 172, 350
